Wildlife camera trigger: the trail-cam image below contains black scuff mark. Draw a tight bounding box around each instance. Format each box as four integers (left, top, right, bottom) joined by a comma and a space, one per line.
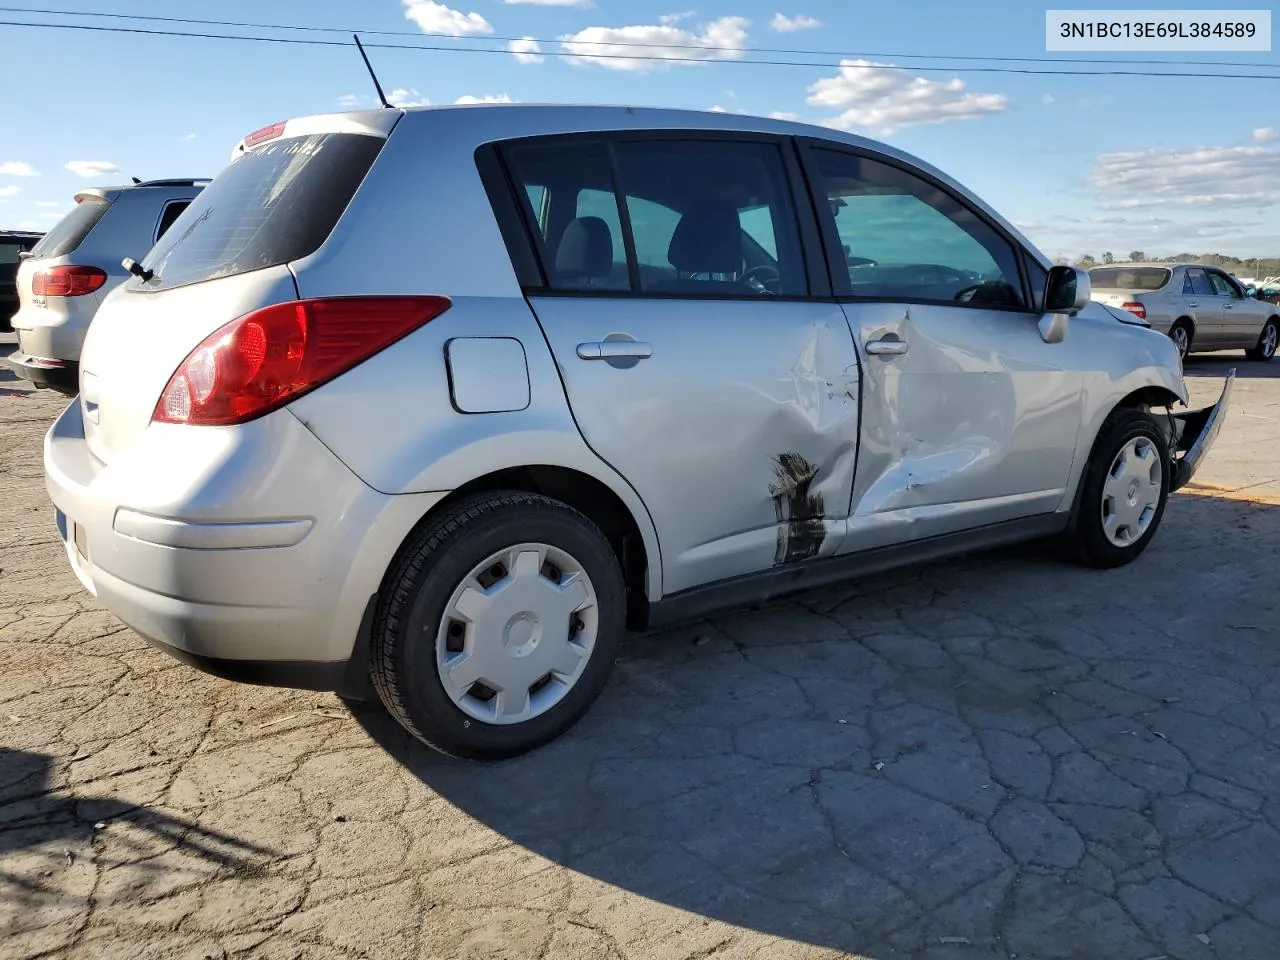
769, 452, 826, 564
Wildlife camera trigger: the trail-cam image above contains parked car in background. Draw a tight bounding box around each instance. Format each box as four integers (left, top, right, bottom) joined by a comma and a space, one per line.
7, 178, 208, 393
1, 230, 43, 332
1089, 262, 1280, 361
44, 105, 1230, 759
1257, 285, 1280, 307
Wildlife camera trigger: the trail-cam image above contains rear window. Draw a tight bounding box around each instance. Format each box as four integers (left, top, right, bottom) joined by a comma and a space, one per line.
1088, 266, 1170, 291
30, 198, 110, 259
136, 132, 385, 292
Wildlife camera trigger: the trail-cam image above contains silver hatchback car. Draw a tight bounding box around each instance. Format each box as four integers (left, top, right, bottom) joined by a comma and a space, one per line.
9, 178, 207, 394
44, 106, 1231, 758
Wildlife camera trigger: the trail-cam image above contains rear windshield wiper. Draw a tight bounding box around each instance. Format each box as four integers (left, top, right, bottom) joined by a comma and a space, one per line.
122, 257, 154, 282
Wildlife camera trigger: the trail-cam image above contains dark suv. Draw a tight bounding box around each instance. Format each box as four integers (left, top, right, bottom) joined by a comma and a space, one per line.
1, 230, 43, 332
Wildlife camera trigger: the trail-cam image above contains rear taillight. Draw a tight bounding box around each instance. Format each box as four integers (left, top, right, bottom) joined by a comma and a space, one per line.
152, 296, 451, 426
1121, 301, 1147, 320
32, 266, 108, 298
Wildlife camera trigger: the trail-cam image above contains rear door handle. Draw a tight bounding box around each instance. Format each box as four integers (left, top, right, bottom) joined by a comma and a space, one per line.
577, 341, 653, 360
1187, 301, 1199, 307
1224, 303, 1234, 310
865, 337, 908, 356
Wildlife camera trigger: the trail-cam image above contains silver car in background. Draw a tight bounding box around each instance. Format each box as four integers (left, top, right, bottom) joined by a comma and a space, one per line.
8, 178, 207, 394
1090, 262, 1280, 361
43, 106, 1231, 759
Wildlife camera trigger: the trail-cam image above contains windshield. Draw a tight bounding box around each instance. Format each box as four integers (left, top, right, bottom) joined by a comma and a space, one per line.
29, 198, 110, 260
1088, 266, 1170, 291
137, 132, 385, 292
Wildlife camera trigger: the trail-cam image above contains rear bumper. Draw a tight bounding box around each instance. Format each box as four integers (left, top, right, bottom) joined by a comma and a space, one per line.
6, 351, 79, 394
44, 400, 447, 690
1169, 369, 1234, 492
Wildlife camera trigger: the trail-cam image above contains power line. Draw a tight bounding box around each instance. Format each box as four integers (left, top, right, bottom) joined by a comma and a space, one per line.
2, 4, 1280, 72
2, 17, 1279, 79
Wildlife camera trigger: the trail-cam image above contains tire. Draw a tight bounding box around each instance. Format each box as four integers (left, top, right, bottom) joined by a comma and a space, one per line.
1245, 318, 1279, 362
370, 491, 626, 760
1168, 320, 1193, 360
1069, 409, 1171, 569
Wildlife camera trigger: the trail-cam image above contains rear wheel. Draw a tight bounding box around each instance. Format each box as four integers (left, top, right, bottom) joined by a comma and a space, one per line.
1168, 320, 1193, 360
370, 492, 625, 760
1069, 409, 1171, 569
1245, 318, 1279, 362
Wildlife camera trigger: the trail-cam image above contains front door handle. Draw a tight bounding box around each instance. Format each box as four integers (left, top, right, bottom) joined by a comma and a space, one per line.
577, 340, 653, 360
1223, 303, 1234, 310
1187, 300, 1199, 307
865, 336, 908, 357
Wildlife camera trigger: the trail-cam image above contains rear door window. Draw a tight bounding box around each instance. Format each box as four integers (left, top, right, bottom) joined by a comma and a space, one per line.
154, 200, 192, 242
29, 198, 110, 259
137, 132, 385, 291
1185, 268, 1214, 296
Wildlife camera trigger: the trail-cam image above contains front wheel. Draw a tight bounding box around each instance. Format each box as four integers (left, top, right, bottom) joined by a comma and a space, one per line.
370, 492, 626, 760
1069, 409, 1171, 569
1246, 318, 1279, 362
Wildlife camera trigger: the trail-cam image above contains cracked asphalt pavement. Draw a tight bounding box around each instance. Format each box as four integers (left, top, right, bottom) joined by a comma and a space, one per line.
3, 339, 1280, 960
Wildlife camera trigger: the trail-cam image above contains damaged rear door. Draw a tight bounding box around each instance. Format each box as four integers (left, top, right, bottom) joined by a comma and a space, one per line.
500, 132, 860, 595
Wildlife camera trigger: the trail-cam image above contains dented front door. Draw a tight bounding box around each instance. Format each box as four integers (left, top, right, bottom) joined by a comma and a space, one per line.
528, 297, 860, 594
837, 301, 1082, 551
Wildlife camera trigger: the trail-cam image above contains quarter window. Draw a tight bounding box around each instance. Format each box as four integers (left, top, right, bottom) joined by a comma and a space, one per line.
811, 149, 1026, 309
155, 200, 191, 241
502, 136, 806, 297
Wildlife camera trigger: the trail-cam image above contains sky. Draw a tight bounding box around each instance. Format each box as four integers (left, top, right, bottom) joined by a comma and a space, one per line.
0, 0, 1277, 261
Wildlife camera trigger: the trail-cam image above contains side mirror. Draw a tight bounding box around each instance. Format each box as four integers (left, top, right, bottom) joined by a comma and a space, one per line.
1045, 265, 1090, 314
1040, 265, 1090, 344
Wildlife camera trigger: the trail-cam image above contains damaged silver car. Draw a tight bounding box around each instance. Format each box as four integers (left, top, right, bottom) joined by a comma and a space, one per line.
43, 105, 1231, 759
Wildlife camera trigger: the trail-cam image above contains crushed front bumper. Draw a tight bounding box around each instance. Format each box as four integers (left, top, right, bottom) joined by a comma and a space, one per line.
1169, 368, 1234, 492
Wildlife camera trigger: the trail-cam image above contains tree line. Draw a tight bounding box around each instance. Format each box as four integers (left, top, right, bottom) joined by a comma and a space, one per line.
1063, 252, 1280, 277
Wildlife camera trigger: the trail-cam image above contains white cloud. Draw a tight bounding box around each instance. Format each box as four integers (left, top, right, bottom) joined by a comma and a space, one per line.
708, 105, 729, 113
64, 160, 120, 179
181, 133, 197, 141
770, 13, 820, 31
0, 161, 38, 177
659, 11, 695, 25
806, 60, 1006, 136
1022, 213, 1267, 260
0, 185, 21, 200
508, 36, 545, 63
1042, 93, 1055, 105
336, 93, 363, 108
37, 210, 65, 221
454, 94, 514, 104
1090, 143, 1280, 210
769, 110, 800, 121
402, 0, 493, 36
1254, 126, 1277, 143
560, 16, 749, 71
503, 0, 590, 5
35, 200, 62, 207
387, 88, 431, 107
16, 219, 40, 230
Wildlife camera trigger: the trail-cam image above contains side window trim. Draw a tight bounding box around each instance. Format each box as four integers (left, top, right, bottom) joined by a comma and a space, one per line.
795, 137, 1035, 313
486, 128, 831, 300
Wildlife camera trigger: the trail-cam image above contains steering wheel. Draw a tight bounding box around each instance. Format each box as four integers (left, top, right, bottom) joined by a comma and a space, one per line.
741, 264, 781, 294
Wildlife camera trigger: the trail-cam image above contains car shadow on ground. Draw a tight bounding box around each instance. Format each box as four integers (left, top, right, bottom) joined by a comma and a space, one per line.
1185, 353, 1280, 380
0, 749, 277, 924
352, 492, 1280, 958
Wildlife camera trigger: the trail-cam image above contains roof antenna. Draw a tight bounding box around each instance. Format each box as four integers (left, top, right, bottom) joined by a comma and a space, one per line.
131, 177, 142, 184
352, 34, 392, 109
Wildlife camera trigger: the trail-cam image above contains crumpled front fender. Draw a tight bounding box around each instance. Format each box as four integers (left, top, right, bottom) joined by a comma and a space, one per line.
1169, 369, 1235, 492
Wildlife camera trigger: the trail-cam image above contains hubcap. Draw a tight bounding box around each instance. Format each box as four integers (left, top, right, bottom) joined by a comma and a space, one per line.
1262, 323, 1277, 358
436, 543, 598, 725
1101, 437, 1163, 548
